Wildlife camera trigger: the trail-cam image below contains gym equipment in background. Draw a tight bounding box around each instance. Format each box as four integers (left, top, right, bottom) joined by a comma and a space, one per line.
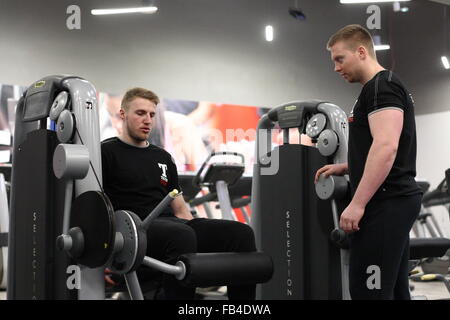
190, 151, 250, 222
408, 170, 450, 296
415, 173, 450, 275
409, 236, 450, 298
0, 173, 9, 289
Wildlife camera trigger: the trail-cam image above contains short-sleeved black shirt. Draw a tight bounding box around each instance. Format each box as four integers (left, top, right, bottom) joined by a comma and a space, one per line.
348, 70, 421, 200
101, 137, 181, 220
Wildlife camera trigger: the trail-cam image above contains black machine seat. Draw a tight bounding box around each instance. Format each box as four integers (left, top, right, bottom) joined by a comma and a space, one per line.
201, 163, 245, 188
178, 173, 201, 202
228, 175, 252, 198
193, 152, 245, 191
188, 174, 252, 208
422, 174, 450, 208
179, 173, 251, 203
446, 168, 450, 194
417, 212, 433, 222
410, 237, 450, 260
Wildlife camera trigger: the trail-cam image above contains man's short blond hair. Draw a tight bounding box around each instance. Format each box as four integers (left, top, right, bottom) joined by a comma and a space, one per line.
121, 87, 160, 111
327, 24, 376, 59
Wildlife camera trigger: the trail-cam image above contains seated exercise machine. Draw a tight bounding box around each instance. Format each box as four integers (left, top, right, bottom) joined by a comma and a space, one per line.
179, 171, 252, 224
408, 170, 450, 297
412, 180, 440, 239
251, 100, 351, 299
412, 177, 450, 275
416, 173, 450, 241
228, 175, 252, 224
0, 173, 9, 290
189, 151, 250, 222
7, 75, 273, 300
409, 237, 450, 298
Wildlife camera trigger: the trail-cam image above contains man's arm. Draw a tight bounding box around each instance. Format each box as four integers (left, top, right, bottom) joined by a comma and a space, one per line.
340, 108, 403, 232
171, 195, 194, 220
165, 152, 193, 220
351, 109, 404, 208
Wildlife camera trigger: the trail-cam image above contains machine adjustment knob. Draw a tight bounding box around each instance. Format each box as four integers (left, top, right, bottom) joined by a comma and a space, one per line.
330, 228, 350, 249
56, 227, 85, 259
315, 175, 349, 200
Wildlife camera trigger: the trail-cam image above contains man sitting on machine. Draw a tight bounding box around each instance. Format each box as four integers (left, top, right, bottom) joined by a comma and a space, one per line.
101, 87, 257, 300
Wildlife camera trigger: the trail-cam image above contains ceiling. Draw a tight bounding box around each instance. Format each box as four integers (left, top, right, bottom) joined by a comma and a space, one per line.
429, 0, 450, 5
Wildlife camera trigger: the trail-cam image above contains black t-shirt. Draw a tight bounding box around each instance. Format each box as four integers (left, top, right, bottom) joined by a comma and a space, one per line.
101, 137, 181, 220
347, 70, 421, 200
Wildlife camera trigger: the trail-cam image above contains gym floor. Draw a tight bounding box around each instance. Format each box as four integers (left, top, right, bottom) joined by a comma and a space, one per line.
409, 277, 450, 300
0, 275, 449, 300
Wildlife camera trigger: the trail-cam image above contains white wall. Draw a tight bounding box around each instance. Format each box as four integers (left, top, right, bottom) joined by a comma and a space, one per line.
0, 0, 361, 112
416, 111, 450, 237
1, 0, 444, 114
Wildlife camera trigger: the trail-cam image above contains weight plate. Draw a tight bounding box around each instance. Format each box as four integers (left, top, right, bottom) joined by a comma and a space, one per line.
56, 110, 76, 143
305, 113, 327, 138
70, 191, 115, 268
110, 210, 147, 274
317, 129, 338, 157
50, 91, 69, 121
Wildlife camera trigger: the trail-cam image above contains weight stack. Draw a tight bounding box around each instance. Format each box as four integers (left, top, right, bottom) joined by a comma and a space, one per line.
252, 144, 342, 299
8, 129, 75, 299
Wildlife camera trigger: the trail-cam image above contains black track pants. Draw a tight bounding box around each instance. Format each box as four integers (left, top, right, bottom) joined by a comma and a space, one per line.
349, 194, 422, 300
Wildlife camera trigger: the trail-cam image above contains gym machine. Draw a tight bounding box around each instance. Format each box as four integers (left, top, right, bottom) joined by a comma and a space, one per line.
0, 173, 9, 290
8, 75, 273, 300
190, 151, 247, 222
413, 173, 450, 274
251, 100, 351, 300
8, 75, 97, 299
409, 169, 450, 295
409, 236, 450, 297
412, 180, 437, 239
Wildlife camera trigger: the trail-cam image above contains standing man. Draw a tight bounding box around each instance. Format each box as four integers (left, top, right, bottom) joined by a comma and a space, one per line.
101, 87, 256, 299
315, 24, 422, 299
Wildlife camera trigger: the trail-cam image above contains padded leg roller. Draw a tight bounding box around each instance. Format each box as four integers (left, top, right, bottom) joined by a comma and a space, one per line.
178, 252, 273, 287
